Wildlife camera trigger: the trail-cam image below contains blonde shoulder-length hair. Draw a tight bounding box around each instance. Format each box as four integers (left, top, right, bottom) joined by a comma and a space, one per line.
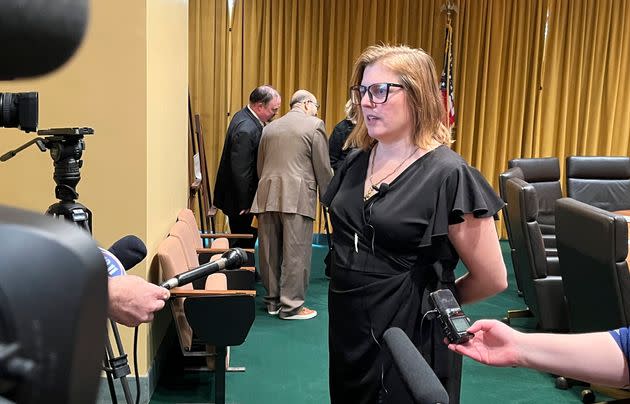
345, 44, 452, 151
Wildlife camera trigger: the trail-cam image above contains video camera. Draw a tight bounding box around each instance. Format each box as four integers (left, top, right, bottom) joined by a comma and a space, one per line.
0, 92, 38, 133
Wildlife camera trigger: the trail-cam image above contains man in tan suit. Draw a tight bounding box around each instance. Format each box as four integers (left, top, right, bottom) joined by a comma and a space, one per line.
251, 90, 332, 320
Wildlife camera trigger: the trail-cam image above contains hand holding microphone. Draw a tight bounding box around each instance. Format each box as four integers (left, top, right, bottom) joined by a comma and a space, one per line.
108, 276, 170, 327
104, 235, 170, 327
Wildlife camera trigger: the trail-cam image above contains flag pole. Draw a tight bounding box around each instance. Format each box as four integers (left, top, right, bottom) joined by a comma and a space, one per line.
440, 0, 458, 131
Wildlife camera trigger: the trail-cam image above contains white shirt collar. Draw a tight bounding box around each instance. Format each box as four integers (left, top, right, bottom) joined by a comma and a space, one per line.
247, 104, 265, 127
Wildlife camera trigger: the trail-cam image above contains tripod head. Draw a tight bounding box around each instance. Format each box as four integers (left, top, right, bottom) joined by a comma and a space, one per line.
1, 127, 95, 233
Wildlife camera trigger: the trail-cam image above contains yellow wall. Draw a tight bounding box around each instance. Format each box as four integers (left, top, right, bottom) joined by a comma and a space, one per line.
0, 0, 188, 374
146, 0, 190, 368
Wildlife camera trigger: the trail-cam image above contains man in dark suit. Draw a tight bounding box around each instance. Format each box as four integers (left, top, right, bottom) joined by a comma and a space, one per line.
251, 90, 333, 320
214, 85, 281, 248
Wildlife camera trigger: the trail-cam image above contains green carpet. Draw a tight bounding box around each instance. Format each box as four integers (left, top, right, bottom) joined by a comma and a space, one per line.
150, 241, 611, 403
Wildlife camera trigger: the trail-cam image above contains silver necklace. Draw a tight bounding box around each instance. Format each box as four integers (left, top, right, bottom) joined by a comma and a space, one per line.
364, 143, 418, 201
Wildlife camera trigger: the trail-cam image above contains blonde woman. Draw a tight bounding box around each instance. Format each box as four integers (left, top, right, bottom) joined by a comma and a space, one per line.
321, 45, 507, 404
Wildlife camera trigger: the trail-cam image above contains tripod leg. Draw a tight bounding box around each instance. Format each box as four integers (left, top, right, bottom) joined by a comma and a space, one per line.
108, 320, 134, 404
103, 350, 118, 404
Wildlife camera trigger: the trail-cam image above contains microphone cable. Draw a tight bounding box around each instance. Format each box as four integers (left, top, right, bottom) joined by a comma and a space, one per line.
419, 309, 438, 347
134, 326, 140, 404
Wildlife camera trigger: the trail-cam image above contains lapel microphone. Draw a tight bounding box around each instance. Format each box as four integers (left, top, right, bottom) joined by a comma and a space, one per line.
372, 183, 390, 196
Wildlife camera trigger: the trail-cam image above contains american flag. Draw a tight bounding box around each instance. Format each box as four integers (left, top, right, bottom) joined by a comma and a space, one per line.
440, 24, 456, 128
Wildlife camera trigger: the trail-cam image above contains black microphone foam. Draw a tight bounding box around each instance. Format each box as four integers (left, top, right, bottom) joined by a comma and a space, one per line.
378, 183, 390, 195
383, 327, 449, 404
221, 247, 249, 268
1, 0, 89, 79
108, 235, 147, 270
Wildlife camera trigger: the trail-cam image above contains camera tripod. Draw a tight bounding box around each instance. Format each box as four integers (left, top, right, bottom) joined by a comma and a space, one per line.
1, 128, 96, 232
1, 127, 136, 404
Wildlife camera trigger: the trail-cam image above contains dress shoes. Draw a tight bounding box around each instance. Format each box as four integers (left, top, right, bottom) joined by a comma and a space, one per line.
280, 307, 317, 320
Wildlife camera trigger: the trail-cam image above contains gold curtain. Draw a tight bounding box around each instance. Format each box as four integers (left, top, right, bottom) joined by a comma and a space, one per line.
537, 0, 630, 160
235, 0, 449, 131
189, 0, 232, 229
454, 0, 548, 237
190, 0, 630, 237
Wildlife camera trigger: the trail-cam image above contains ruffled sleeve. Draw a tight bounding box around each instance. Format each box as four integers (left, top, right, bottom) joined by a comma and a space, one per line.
420, 163, 504, 247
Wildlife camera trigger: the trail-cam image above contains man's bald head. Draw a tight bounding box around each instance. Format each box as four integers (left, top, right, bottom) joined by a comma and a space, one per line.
290, 90, 319, 117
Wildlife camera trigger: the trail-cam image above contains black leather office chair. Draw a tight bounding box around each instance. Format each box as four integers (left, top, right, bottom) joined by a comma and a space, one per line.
505, 177, 568, 331
499, 167, 524, 254
509, 157, 563, 248
555, 197, 630, 402
555, 197, 630, 332
566, 156, 630, 212
498, 167, 533, 322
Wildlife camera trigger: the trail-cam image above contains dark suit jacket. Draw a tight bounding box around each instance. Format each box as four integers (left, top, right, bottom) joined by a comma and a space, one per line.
214, 106, 263, 216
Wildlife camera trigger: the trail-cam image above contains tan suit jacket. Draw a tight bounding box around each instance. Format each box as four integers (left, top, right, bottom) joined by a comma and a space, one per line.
251, 108, 333, 219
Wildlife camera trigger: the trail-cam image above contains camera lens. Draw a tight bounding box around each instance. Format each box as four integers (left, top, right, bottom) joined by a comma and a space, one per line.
0, 92, 38, 133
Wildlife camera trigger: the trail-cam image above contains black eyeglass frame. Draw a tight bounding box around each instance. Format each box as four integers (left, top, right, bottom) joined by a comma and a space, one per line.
349, 82, 404, 105
305, 100, 320, 109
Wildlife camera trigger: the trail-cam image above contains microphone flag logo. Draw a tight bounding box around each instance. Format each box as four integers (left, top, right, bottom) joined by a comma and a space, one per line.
99, 247, 126, 277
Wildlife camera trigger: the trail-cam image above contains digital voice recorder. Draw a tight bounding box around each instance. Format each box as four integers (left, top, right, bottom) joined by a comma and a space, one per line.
429, 289, 474, 344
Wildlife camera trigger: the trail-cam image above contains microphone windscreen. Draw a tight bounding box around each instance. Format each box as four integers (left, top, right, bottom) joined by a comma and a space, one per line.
108, 235, 147, 270
0, 0, 89, 79
383, 327, 449, 404
231, 247, 248, 267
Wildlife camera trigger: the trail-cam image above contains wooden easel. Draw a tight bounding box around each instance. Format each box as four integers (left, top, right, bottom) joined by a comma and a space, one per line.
187, 96, 216, 234
187, 94, 205, 232
193, 114, 216, 234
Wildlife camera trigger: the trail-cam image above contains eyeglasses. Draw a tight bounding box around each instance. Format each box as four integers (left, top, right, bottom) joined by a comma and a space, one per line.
306, 100, 320, 109
349, 82, 404, 105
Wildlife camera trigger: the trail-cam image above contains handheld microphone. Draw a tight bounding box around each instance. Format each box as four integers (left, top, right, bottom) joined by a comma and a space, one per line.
160, 247, 247, 290
108, 235, 147, 270
383, 327, 449, 404
100, 235, 148, 276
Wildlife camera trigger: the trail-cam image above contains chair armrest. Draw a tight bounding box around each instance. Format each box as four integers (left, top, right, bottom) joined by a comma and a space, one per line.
542, 234, 556, 249
544, 247, 558, 257
545, 255, 561, 276
239, 266, 255, 272
200, 233, 253, 239
170, 288, 256, 297
197, 247, 255, 254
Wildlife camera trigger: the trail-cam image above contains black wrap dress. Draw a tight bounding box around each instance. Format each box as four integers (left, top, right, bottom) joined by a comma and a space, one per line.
321, 145, 504, 404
